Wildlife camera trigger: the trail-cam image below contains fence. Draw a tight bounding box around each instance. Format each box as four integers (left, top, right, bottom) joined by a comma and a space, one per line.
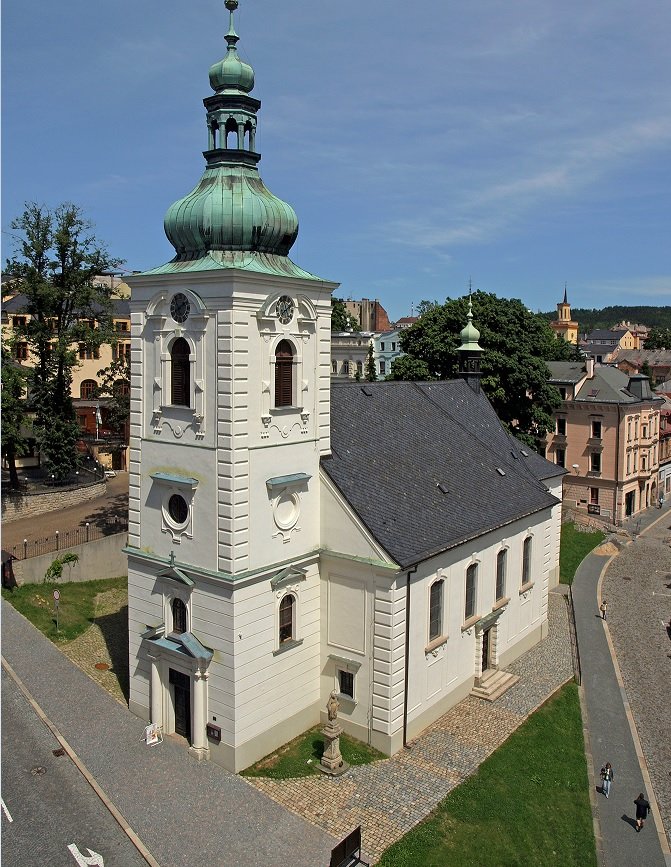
7, 517, 128, 561
566, 585, 582, 686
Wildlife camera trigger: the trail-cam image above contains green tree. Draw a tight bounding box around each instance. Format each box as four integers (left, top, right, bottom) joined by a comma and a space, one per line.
365, 344, 377, 381
639, 360, 654, 385
397, 291, 564, 448
387, 354, 434, 381
331, 298, 361, 332
1, 343, 30, 488
643, 327, 671, 350
5, 203, 122, 480
96, 354, 130, 436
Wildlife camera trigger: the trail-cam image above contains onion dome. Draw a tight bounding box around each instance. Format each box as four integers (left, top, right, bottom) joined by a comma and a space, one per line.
163, 0, 299, 262
459, 297, 483, 352
208, 1, 255, 94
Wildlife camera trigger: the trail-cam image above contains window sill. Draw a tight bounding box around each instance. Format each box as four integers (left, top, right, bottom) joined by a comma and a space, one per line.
492, 596, 510, 612
272, 637, 303, 656
270, 405, 304, 415
336, 693, 356, 709
519, 581, 534, 595
424, 635, 448, 654
461, 614, 480, 633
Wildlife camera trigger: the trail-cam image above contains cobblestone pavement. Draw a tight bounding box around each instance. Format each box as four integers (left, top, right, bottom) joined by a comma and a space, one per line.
602, 514, 671, 845
247, 594, 574, 862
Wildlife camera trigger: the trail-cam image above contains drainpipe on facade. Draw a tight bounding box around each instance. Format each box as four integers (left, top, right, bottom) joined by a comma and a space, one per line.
403, 564, 418, 748
615, 404, 621, 525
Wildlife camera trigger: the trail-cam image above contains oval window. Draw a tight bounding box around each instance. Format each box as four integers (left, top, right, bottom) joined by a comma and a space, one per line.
168, 494, 188, 525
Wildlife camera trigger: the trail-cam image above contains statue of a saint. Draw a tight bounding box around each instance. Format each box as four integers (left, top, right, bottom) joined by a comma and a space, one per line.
327, 691, 339, 722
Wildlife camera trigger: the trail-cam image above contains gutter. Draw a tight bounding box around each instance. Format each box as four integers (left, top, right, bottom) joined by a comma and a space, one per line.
402, 563, 418, 748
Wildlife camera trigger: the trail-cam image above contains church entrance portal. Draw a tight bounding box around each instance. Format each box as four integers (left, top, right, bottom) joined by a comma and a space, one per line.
169, 668, 191, 740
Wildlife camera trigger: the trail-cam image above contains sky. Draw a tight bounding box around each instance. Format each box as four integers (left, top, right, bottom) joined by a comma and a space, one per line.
3, 0, 670, 322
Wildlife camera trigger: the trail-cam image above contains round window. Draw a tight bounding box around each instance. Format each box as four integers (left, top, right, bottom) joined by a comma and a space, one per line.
168, 494, 188, 525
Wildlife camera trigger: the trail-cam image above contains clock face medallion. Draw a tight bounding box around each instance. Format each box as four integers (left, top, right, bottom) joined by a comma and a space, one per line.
170, 293, 190, 324
275, 295, 294, 325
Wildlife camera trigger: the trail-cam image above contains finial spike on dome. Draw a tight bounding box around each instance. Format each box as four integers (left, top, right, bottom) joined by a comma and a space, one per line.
225, 0, 240, 46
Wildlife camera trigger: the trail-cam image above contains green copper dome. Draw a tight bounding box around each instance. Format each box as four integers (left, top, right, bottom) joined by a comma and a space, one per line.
163, 0, 299, 263
208, 1, 254, 94
459, 297, 483, 352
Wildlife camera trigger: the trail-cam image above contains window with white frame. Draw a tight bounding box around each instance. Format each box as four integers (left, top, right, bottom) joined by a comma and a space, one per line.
556, 418, 566, 435
338, 669, 354, 699
278, 594, 295, 645
522, 537, 532, 587
465, 564, 477, 620
496, 549, 507, 601
171, 597, 188, 634
590, 487, 599, 505
590, 452, 601, 473
428, 579, 444, 642
555, 448, 565, 468
591, 419, 602, 438
170, 337, 190, 406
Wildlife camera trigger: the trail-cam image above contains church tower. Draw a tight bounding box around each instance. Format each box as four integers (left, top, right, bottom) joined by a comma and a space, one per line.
458, 295, 484, 393
125, 1, 338, 770
550, 286, 578, 344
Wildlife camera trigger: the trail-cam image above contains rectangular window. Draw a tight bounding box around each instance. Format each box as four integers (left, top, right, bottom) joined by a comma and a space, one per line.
79, 344, 99, 360
555, 448, 565, 468
558, 387, 567, 400
626, 453, 631, 474
114, 343, 131, 362
556, 418, 566, 435
380, 342, 385, 351
642, 424, 648, 438
590, 452, 601, 472
15, 342, 28, 360
591, 420, 602, 438
379, 360, 386, 375
13, 316, 26, 329
522, 537, 532, 587
627, 420, 632, 441
465, 564, 477, 620
429, 580, 444, 642
590, 487, 599, 505
392, 342, 396, 351
338, 670, 354, 699
496, 550, 507, 601
115, 320, 130, 332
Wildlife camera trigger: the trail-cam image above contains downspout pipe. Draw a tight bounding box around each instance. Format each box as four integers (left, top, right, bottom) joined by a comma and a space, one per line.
403, 563, 418, 748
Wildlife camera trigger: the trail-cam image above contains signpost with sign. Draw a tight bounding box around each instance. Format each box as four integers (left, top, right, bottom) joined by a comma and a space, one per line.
53, 589, 60, 632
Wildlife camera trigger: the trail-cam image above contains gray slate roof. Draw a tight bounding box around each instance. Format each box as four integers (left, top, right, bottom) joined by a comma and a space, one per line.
322, 380, 560, 569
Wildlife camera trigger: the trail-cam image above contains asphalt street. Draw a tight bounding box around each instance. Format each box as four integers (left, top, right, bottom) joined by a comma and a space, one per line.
1, 668, 147, 867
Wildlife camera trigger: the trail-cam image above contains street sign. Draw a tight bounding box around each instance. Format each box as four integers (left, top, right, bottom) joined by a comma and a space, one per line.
53, 589, 60, 602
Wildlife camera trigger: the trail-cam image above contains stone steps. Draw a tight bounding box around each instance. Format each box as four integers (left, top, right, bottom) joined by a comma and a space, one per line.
470, 669, 520, 702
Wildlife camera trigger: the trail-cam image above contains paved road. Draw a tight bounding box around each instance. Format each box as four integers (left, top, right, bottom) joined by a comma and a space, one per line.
573, 510, 670, 867
2, 473, 129, 553
1, 668, 147, 867
1, 601, 337, 867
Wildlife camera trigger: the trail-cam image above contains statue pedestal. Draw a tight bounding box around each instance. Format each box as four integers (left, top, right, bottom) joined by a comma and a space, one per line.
319, 721, 349, 776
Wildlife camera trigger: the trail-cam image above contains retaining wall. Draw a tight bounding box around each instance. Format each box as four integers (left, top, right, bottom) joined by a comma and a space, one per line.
1, 480, 106, 524
7, 533, 128, 586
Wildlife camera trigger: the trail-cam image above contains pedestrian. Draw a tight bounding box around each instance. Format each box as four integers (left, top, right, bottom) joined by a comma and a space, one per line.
600, 762, 614, 798
600, 600, 608, 620
659, 493, 665, 509
634, 792, 650, 832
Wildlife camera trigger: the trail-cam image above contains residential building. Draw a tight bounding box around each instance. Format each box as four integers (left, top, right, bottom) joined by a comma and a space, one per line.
611, 349, 671, 387
330, 332, 373, 379
1, 290, 132, 469
125, 2, 564, 773
343, 298, 392, 332
549, 288, 579, 345
395, 316, 418, 330
581, 327, 639, 363
546, 360, 663, 522
372, 329, 403, 379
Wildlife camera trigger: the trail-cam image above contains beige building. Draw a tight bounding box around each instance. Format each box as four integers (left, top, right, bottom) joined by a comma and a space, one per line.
546, 360, 662, 522
330, 332, 373, 380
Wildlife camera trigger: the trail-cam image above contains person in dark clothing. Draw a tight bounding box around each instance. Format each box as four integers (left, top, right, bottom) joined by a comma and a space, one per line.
600, 762, 614, 797
634, 793, 650, 832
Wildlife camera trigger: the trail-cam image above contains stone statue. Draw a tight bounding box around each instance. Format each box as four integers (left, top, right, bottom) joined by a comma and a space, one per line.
327, 690, 339, 722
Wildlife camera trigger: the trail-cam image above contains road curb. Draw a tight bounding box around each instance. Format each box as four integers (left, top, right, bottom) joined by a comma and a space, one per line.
1, 655, 161, 867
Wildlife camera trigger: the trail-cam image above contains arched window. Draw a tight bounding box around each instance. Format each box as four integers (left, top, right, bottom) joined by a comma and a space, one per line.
279, 594, 295, 644
172, 598, 187, 634
496, 549, 507, 601
225, 117, 238, 149
275, 340, 294, 407
522, 537, 532, 587
429, 579, 444, 642
331, 360, 337, 375
80, 379, 97, 400
356, 361, 363, 376
465, 563, 477, 620
171, 338, 190, 406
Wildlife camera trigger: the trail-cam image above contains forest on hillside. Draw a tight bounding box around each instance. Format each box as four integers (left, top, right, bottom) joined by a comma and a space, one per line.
538, 305, 671, 332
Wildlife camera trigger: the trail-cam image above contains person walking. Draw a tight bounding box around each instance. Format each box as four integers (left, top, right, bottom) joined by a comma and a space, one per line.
600, 762, 614, 798
600, 600, 608, 620
634, 793, 650, 832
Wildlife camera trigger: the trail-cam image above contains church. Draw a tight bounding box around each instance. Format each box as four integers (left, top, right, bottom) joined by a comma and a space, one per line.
125, 1, 564, 772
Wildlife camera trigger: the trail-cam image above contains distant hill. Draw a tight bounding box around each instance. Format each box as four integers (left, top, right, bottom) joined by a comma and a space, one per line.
539, 305, 671, 332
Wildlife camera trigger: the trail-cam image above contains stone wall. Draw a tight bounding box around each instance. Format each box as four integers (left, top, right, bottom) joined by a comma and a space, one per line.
6, 533, 127, 586
1, 480, 106, 524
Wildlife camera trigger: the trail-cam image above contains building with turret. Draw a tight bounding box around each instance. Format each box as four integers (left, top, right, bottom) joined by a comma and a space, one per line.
125, 1, 565, 772
549, 287, 579, 345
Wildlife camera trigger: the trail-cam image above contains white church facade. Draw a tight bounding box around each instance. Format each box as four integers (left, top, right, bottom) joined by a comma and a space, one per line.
125, 1, 564, 772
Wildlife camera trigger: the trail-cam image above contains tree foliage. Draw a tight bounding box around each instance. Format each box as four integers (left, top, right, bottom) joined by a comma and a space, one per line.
365, 344, 377, 381
5, 203, 122, 479
539, 305, 671, 332
643, 327, 671, 351
397, 291, 568, 448
331, 298, 361, 332
96, 355, 130, 436
1, 342, 30, 488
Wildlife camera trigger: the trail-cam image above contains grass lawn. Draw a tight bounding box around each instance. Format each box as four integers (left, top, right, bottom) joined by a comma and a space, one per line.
2, 575, 127, 643
560, 522, 605, 585
377, 682, 595, 867
242, 725, 386, 779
